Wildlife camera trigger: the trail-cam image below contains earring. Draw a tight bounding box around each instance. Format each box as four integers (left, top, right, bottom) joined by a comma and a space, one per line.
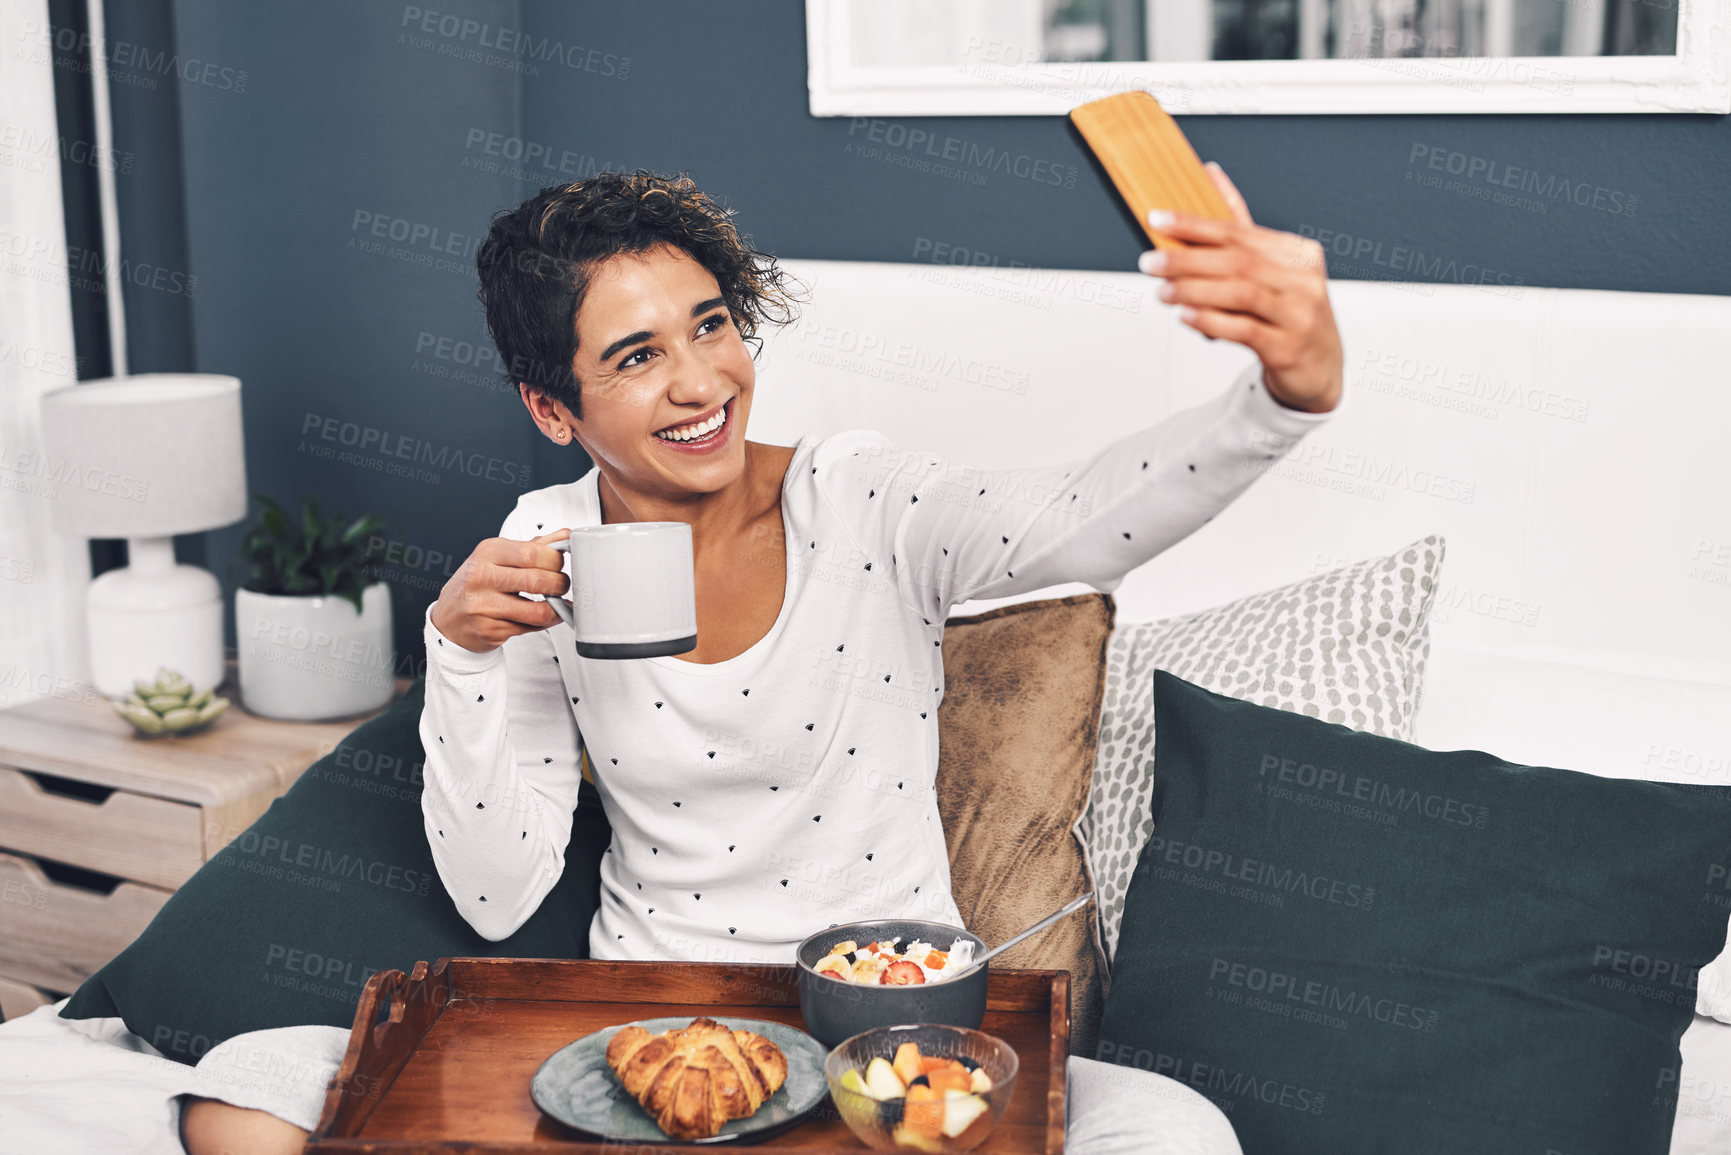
556, 428, 569, 441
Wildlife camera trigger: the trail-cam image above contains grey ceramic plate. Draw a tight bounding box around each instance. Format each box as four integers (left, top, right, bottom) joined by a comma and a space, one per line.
530, 1016, 829, 1144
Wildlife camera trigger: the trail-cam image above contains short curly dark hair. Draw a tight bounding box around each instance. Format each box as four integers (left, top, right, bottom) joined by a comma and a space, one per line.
475, 170, 799, 418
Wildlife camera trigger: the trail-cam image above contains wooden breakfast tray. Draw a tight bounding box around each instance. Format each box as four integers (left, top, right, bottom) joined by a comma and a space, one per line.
306, 958, 1069, 1153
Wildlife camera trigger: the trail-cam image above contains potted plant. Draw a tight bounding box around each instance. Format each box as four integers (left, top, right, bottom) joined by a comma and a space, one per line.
228, 493, 394, 721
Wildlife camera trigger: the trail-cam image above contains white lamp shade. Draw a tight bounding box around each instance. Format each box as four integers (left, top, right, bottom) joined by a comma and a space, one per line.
38, 373, 248, 538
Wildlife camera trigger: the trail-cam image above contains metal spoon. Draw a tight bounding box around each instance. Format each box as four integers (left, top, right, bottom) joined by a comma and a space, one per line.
946, 891, 1096, 981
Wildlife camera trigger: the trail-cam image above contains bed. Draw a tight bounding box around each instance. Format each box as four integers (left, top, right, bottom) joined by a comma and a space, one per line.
2, 267, 1725, 1152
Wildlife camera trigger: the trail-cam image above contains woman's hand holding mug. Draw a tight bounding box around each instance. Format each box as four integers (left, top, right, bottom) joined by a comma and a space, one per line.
430, 523, 696, 659
429, 530, 573, 653
552, 523, 697, 659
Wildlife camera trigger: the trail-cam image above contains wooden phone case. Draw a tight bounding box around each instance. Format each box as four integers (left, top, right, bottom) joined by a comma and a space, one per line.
1068, 91, 1237, 250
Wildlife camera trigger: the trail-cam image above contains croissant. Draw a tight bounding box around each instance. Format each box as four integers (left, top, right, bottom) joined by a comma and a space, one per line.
604, 1016, 790, 1139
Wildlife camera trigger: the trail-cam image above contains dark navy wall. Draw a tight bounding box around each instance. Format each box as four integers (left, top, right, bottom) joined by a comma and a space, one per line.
156, 0, 536, 674
519, 3, 1729, 297
124, 0, 1727, 670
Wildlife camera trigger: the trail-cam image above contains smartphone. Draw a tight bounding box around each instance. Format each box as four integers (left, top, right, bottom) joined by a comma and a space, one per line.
1068, 91, 1236, 251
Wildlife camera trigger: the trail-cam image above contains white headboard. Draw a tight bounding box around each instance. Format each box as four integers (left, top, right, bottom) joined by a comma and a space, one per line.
750, 259, 1731, 782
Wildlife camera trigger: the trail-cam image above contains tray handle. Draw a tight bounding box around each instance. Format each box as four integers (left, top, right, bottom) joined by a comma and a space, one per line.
308, 958, 452, 1143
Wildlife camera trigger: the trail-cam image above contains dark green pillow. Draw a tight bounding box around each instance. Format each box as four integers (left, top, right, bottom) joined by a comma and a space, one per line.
1099, 669, 1731, 1155
59, 678, 610, 1064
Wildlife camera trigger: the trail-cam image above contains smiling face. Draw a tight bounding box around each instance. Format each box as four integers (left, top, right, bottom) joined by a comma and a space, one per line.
561, 243, 758, 502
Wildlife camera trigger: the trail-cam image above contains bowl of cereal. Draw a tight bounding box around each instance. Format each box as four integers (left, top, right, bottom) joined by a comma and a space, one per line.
795, 919, 988, 1049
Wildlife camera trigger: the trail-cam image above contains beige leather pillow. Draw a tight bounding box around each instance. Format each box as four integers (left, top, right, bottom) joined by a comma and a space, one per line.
936, 592, 1114, 1058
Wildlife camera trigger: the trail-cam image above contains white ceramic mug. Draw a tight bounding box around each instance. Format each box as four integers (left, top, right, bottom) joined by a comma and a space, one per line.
547, 523, 697, 659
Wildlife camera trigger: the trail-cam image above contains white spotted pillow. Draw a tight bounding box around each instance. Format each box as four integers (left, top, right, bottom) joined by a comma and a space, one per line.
1080, 535, 1446, 967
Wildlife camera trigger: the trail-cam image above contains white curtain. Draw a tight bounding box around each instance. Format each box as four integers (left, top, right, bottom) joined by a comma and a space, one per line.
0, 0, 94, 709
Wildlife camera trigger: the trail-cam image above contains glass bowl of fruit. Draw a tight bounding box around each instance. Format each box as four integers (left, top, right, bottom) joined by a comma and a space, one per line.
825, 1024, 1017, 1152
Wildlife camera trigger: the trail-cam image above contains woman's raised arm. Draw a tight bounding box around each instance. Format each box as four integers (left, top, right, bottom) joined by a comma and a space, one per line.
419, 506, 588, 941
812, 162, 1346, 624
813, 365, 1339, 626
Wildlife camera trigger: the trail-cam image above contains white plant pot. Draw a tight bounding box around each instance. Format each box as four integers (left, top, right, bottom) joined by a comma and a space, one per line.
235, 582, 395, 721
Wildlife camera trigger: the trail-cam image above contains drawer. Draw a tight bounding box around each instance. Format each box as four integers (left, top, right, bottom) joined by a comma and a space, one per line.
0, 973, 56, 1023
0, 850, 170, 992
0, 765, 204, 889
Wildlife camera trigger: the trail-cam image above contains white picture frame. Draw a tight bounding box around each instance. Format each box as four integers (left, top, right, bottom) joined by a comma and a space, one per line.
805, 0, 1731, 116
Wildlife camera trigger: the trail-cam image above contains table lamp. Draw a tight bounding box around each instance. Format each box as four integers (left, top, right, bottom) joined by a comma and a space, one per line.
38, 374, 247, 698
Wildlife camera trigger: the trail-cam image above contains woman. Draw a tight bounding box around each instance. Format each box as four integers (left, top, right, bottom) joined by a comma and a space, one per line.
181, 168, 1341, 1153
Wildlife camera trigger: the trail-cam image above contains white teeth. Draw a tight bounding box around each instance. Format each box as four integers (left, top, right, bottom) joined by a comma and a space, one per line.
656, 405, 727, 442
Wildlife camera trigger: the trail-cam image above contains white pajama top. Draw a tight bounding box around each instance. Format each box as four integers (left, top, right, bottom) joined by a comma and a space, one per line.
419, 363, 1338, 965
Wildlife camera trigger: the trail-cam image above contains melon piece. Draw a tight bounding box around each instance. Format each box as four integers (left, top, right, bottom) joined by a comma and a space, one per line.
893, 1041, 924, 1087
902, 1084, 944, 1139
927, 1066, 971, 1095
969, 1066, 994, 1093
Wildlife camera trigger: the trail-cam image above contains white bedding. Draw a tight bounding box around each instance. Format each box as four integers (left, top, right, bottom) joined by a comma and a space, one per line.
0, 1000, 1727, 1153
4, 637, 1721, 1153
0, 1003, 1248, 1154
0, 1002, 346, 1153
1670, 1013, 1731, 1154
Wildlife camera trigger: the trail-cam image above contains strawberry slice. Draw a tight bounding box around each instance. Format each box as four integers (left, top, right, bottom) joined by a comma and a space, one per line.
880, 960, 927, 986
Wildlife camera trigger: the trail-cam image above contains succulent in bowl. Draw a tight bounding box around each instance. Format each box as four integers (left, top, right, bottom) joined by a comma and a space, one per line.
113, 667, 229, 737
826, 1024, 1018, 1152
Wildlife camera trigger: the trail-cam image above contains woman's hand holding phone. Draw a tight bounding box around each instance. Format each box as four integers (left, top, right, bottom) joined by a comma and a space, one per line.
1139, 163, 1344, 414
430, 529, 572, 653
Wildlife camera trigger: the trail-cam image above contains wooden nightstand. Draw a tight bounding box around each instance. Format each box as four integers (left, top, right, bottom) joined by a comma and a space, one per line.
0, 661, 410, 1021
